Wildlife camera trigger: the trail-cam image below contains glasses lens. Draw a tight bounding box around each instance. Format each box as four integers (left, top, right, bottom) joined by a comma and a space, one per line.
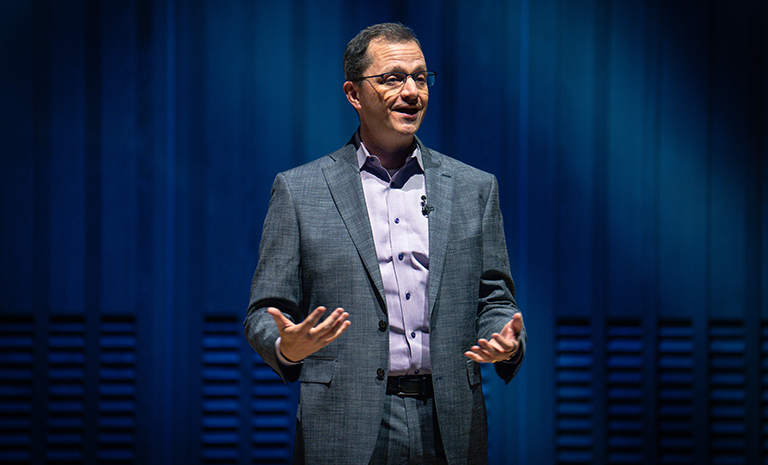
407, 72, 435, 89
379, 73, 405, 87
364, 72, 435, 90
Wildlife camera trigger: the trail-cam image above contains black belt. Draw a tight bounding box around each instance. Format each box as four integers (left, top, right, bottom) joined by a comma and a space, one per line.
386, 375, 433, 399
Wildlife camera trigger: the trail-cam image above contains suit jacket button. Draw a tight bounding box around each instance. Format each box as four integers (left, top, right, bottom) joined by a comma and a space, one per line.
378, 320, 387, 331
376, 368, 386, 380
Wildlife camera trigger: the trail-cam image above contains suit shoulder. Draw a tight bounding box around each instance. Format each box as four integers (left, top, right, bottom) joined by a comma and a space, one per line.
278, 155, 331, 179
426, 148, 497, 184
276, 144, 354, 181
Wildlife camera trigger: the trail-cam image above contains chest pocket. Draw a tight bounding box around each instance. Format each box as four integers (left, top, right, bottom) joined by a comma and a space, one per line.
448, 233, 481, 253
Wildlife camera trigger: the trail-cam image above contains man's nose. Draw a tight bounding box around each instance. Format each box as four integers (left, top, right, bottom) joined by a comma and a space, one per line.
400, 75, 420, 97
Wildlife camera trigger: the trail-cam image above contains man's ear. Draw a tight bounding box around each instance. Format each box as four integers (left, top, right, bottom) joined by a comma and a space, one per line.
343, 81, 362, 110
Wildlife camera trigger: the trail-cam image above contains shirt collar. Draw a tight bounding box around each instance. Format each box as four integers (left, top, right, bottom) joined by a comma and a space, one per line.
354, 130, 424, 172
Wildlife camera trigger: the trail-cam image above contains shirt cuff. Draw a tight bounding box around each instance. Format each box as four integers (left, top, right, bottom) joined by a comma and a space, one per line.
275, 337, 302, 366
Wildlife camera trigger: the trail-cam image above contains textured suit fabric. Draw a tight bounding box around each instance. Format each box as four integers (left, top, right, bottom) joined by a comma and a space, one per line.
244, 135, 526, 464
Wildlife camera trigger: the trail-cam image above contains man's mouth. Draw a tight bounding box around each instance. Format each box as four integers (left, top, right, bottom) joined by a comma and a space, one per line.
394, 107, 420, 116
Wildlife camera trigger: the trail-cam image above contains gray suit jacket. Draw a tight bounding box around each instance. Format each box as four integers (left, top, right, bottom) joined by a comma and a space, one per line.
244, 136, 525, 464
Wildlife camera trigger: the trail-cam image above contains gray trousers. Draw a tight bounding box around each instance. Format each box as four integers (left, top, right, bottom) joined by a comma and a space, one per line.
369, 394, 448, 465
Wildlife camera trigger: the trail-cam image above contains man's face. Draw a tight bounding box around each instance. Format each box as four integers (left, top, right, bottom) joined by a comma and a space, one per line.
349, 39, 429, 148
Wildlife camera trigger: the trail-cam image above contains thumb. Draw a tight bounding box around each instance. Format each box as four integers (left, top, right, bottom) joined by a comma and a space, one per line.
267, 307, 292, 331
511, 313, 523, 333
501, 314, 522, 339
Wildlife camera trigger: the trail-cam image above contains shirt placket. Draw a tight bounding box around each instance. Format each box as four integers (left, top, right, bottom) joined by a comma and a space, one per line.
387, 187, 417, 371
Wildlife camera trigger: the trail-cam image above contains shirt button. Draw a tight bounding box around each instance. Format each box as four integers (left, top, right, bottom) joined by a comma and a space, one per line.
398, 253, 404, 261
394, 218, 400, 224
410, 332, 416, 339
377, 368, 386, 380
405, 293, 411, 300
378, 320, 387, 332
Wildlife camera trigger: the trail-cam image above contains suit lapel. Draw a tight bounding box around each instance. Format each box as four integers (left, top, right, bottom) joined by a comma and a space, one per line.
322, 137, 453, 317
421, 142, 454, 317
322, 143, 387, 310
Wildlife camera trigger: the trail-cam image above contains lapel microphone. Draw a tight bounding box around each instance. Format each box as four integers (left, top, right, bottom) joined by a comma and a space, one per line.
421, 195, 435, 217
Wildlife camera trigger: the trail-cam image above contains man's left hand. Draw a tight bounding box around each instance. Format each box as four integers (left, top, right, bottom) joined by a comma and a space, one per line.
464, 313, 524, 363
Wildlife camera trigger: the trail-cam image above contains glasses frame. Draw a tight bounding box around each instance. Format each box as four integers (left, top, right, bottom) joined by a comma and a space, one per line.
358, 71, 437, 90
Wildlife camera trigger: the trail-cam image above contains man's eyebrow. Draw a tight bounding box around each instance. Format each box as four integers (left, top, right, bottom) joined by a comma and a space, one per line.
383, 66, 428, 73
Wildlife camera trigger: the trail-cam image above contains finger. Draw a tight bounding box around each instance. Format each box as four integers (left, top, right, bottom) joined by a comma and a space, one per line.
301, 306, 328, 329
326, 310, 350, 334
470, 343, 493, 358
464, 350, 486, 363
493, 339, 518, 359
489, 333, 516, 353
314, 308, 345, 330
478, 337, 507, 356
323, 319, 351, 344
465, 347, 494, 363
310, 308, 347, 337
479, 336, 519, 362
314, 316, 348, 342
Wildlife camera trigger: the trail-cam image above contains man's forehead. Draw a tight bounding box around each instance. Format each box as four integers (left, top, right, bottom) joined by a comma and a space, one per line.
366, 39, 426, 70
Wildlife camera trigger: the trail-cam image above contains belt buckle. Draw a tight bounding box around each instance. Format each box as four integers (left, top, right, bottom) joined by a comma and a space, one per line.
397, 377, 422, 397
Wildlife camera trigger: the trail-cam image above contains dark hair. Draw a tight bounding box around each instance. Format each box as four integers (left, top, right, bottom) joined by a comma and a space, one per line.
344, 22, 422, 82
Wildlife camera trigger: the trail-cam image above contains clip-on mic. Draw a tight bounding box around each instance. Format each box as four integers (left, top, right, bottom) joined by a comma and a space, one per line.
421, 195, 434, 217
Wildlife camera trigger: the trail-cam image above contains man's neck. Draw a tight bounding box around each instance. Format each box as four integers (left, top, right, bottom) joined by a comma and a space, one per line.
359, 131, 415, 170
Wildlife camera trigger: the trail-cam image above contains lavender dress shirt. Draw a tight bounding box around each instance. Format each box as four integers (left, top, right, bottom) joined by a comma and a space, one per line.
356, 139, 430, 376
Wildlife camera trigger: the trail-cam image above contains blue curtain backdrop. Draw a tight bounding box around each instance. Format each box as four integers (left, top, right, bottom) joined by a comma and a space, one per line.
1, 0, 766, 463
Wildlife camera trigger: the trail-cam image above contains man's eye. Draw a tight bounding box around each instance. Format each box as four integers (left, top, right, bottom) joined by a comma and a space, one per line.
383, 74, 404, 84
415, 74, 428, 83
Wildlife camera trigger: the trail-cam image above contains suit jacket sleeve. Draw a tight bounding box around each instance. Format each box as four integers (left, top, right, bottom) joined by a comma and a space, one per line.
476, 175, 526, 383
244, 172, 303, 383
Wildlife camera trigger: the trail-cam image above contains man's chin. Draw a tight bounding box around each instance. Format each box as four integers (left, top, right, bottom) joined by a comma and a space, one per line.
393, 121, 422, 137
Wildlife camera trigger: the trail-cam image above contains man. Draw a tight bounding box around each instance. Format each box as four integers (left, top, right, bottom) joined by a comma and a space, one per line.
244, 23, 525, 464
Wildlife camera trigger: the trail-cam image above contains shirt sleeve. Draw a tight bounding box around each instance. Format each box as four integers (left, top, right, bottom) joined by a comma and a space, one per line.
275, 337, 303, 366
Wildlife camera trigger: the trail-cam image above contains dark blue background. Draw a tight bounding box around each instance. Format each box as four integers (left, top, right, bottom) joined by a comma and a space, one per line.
1, 0, 766, 463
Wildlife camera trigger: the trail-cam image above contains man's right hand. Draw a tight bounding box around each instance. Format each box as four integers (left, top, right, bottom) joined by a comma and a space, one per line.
268, 306, 351, 363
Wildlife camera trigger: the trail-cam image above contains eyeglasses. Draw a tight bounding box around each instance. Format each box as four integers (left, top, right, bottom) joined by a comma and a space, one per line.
359, 71, 437, 91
